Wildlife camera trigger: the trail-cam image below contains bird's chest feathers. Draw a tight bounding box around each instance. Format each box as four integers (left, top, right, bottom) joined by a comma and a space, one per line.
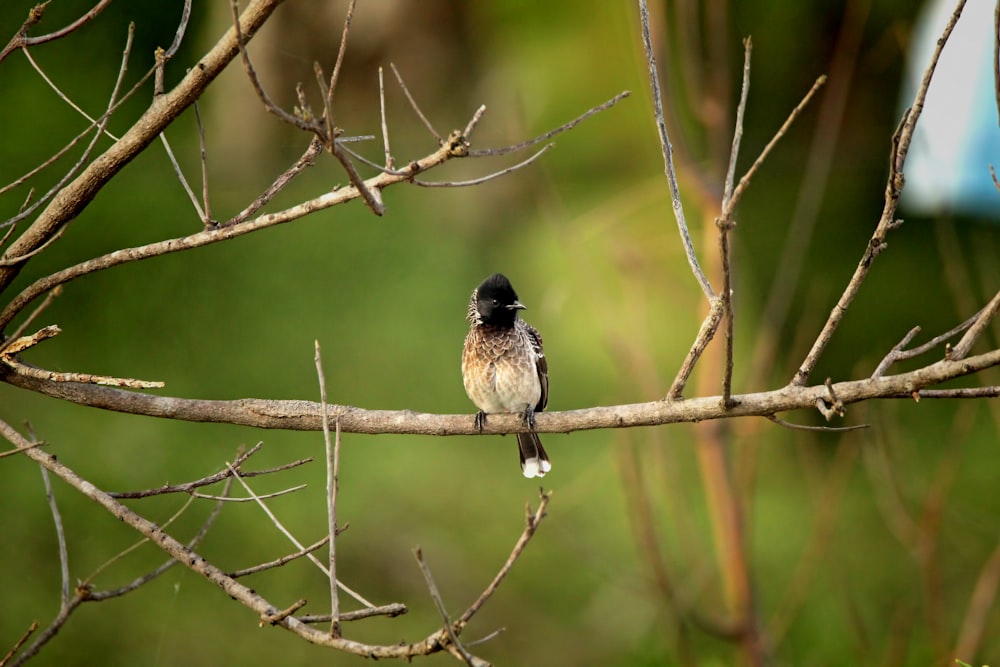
464, 326, 540, 412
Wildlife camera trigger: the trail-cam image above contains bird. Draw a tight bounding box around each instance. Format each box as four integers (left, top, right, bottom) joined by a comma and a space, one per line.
462, 273, 551, 478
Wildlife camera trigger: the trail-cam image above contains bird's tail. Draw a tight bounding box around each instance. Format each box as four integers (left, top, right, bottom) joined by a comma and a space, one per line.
517, 431, 551, 478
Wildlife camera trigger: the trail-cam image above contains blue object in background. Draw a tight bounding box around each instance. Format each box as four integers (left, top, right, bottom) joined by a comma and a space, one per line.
900, 0, 1000, 219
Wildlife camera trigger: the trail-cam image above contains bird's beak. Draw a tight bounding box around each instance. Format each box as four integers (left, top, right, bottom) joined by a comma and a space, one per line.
507, 300, 527, 311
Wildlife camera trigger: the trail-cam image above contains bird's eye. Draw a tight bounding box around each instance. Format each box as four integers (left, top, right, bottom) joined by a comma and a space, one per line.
491, 299, 499, 306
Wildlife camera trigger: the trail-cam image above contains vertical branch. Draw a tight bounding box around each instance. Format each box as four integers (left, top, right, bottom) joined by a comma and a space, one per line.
718, 38, 752, 407
636, 0, 715, 301
315, 341, 340, 637
40, 466, 71, 608
193, 101, 212, 226
322, 0, 358, 141
378, 67, 394, 169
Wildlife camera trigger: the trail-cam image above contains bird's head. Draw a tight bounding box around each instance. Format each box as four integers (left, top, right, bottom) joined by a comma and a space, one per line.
471, 273, 525, 327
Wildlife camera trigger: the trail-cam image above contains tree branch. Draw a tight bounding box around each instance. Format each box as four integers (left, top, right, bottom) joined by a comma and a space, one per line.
4, 348, 997, 435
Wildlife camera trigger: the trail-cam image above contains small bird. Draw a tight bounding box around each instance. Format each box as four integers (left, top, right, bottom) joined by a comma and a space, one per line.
462, 273, 551, 478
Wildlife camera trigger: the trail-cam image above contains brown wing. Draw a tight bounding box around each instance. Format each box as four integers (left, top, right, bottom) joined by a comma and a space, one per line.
525, 324, 548, 412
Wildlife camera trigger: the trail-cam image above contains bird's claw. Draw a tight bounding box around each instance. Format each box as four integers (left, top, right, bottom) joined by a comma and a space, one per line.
475, 410, 487, 432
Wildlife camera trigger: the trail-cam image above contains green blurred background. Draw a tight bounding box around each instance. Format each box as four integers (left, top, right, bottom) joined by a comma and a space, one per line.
2, 1, 1000, 665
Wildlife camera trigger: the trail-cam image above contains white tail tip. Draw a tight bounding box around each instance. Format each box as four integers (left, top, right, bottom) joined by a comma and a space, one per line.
522, 458, 552, 479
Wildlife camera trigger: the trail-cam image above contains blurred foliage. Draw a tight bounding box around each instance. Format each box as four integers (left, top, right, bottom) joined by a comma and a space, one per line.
2, 0, 1000, 665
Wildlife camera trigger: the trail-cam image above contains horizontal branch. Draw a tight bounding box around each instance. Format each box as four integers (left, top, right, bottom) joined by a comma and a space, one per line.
4, 349, 998, 435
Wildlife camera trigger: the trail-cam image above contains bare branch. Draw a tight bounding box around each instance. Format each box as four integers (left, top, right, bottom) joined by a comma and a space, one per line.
467, 91, 630, 157
720, 74, 826, 221
0, 134, 470, 329
315, 341, 342, 637
765, 414, 868, 433
39, 467, 70, 608
5, 345, 1000, 436
792, 0, 968, 385
228, 536, 331, 579
1, 621, 38, 667
457, 490, 551, 626
227, 139, 323, 227
390, 63, 441, 142
1, 334, 164, 389
164, 0, 192, 59
0, 0, 112, 64
299, 603, 408, 624
0, 287, 60, 354
414, 548, 482, 666
226, 461, 375, 609
636, 0, 714, 301
949, 290, 1000, 359
668, 297, 725, 399
415, 144, 554, 187
0, 0, 288, 294
229, 0, 318, 135
378, 67, 394, 169
322, 0, 357, 141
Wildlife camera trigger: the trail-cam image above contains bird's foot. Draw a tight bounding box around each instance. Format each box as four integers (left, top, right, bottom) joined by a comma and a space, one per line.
522, 405, 537, 430
474, 410, 487, 432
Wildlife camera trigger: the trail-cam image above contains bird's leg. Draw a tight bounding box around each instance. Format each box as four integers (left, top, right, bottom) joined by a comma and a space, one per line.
475, 410, 488, 432
522, 404, 537, 430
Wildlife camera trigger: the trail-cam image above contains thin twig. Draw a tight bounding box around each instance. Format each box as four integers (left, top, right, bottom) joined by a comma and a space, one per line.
668, 297, 726, 399
322, 0, 357, 141
226, 139, 323, 227
0, 132, 470, 328
0, 287, 61, 354
463, 105, 488, 141
298, 603, 408, 624
468, 91, 630, 157
40, 467, 71, 608
228, 536, 331, 578
0, 622, 38, 667
415, 144, 554, 187
636, 0, 714, 301
414, 548, 480, 667
390, 62, 441, 142
330, 140, 385, 215
86, 495, 198, 585
90, 478, 231, 601
872, 305, 988, 378
949, 290, 1000, 360
0, 439, 45, 458
164, 0, 192, 59
457, 490, 551, 626
0, 21, 136, 202
721, 74, 826, 221
378, 67, 394, 169
0, 0, 112, 63
193, 101, 212, 225
227, 461, 375, 608
316, 341, 341, 637
159, 132, 206, 221
110, 444, 311, 498
190, 484, 306, 501
765, 414, 868, 432
722, 37, 752, 211
717, 39, 753, 407
229, 0, 317, 134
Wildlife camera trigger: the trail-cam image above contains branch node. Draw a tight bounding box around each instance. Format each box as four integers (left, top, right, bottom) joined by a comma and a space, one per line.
261, 599, 307, 626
